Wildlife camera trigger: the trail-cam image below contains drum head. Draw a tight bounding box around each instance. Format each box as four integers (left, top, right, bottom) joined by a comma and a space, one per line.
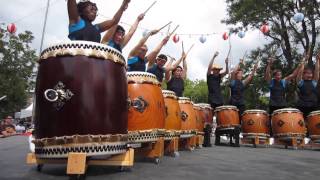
243, 109, 268, 116
272, 108, 301, 116
195, 103, 212, 110
40, 41, 125, 65
214, 105, 238, 112
127, 72, 159, 85
178, 97, 192, 104
308, 110, 320, 117
162, 90, 177, 99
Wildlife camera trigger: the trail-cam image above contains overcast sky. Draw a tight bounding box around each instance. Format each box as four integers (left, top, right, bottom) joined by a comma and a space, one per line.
0, 0, 269, 80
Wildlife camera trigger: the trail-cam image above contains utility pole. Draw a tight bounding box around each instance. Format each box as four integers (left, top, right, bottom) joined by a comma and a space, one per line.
39, 0, 50, 55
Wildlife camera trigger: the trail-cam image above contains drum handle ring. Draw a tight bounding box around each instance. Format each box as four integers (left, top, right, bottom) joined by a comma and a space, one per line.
129, 96, 148, 113
43, 81, 74, 110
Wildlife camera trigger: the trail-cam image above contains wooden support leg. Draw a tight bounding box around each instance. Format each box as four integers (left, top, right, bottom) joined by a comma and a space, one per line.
67, 153, 87, 175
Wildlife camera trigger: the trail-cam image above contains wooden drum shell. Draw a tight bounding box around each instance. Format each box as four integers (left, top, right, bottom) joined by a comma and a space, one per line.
307, 111, 320, 140
163, 91, 182, 130
214, 106, 240, 129
271, 108, 306, 138
178, 98, 197, 131
241, 110, 270, 136
127, 73, 165, 131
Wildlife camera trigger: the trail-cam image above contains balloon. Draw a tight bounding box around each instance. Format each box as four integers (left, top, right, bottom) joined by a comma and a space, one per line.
260, 24, 269, 34
199, 35, 206, 43
293, 12, 304, 23
142, 29, 149, 37
173, 34, 179, 43
222, 32, 229, 40
238, 31, 245, 38
7, 23, 17, 34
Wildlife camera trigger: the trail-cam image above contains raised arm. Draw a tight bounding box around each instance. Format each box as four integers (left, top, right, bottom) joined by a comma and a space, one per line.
182, 55, 188, 79
122, 14, 144, 47
296, 50, 310, 83
97, 0, 130, 32
207, 52, 219, 75
146, 35, 170, 68
164, 57, 174, 82
220, 57, 229, 78
284, 63, 302, 81
166, 51, 186, 72
101, 25, 117, 44
67, 0, 80, 25
265, 58, 273, 82
128, 29, 158, 58
244, 62, 258, 86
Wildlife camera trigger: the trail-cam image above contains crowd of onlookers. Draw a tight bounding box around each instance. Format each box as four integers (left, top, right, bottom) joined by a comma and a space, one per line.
0, 116, 30, 138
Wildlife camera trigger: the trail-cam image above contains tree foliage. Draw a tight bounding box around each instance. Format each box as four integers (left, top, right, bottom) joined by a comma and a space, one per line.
184, 79, 208, 103
0, 24, 37, 118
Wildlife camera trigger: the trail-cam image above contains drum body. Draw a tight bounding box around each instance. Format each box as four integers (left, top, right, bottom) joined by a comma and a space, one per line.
241, 110, 270, 137
214, 106, 240, 129
162, 90, 182, 130
196, 103, 213, 127
271, 108, 306, 138
193, 105, 205, 132
127, 72, 165, 131
307, 111, 320, 140
34, 41, 128, 158
178, 97, 197, 131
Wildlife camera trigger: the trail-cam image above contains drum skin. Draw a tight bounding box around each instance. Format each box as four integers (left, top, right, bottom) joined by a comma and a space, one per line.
271, 108, 306, 137
307, 111, 320, 139
215, 106, 240, 128
241, 110, 270, 135
127, 73, 165, 131
178, 98, 197, 131
194, 105, 205, 132
35, 43, 128, 139
163, 91, 182, 130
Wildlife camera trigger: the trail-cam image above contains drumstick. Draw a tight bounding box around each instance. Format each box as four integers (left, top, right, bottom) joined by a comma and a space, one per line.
169, 25, 179, 36
186, 44, 194, 56
158, 21, 172, 32
143, 1, 157, 15
182, 41, 185, 52
167, 24, 171, 35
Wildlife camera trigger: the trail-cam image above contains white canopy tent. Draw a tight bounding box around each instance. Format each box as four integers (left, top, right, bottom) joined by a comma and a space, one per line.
20, 103, 33, 118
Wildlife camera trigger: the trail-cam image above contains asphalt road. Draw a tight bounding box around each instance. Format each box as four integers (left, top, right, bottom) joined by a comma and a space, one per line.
0, 136, 320, 180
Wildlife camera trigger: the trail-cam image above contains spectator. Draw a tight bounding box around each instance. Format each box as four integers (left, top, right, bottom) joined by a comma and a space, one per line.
1, 116, 17, 137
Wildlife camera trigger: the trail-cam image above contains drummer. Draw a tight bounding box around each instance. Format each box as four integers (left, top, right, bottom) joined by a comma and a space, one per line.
101, 13, 145, 52
147, 50, 187, 83
67, 0, 130, 43
229, 59, 258, 115
127, 34, 169, 72
296, 51, 320, 117
207, 51, 229, 109
265, 57, 302, 114
165, 52, 188, 97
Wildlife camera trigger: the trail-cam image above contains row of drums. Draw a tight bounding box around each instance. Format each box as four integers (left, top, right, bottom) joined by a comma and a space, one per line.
215, 106, 320, 141
32, 41, 213, 159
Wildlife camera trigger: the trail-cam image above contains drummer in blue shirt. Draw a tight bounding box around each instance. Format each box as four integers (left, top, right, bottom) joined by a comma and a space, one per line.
67, 0, 130, 43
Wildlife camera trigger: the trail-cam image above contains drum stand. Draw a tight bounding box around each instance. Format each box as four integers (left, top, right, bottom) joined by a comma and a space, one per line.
241, 135, 270, 148
26, 148, 134, 178
164, 137, 180, 157
134, 137, 164, 164
273, 137, 305, 150
179, 134, 196, 151
215, 126, 241, 147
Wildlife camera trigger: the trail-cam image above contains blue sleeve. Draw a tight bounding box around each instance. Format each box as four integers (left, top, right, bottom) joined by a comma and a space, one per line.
312, 80, 317, 88
297, 80, 304, 87
69, 18, 85, 34
281, 79, 287, 88
127, 57, 138, 65
230, 80, 235, 87
269, 79, 274, 88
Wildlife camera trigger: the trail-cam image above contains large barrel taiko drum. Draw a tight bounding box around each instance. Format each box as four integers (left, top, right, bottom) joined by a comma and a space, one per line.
193, 104, 205, 133
196, 103, 213, 127
33, 41, 128, 158
162, 90, 182, 130
127, 72, 166, 142
214, 106, 240, 129
241, 109, 270, 138
271, 108, 306, 139
178, 97, 197, 134
307, 111, 320, 141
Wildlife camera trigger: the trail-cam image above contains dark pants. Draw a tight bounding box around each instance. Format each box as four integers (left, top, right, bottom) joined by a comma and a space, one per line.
203, 125, 212, 147
209, 103, 223, 110
232, 104, 245, 118
296, 106, 318, 118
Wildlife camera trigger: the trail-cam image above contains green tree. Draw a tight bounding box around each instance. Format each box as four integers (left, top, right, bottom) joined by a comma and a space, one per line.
184, 79, 208, 103
0, 24, 37, 118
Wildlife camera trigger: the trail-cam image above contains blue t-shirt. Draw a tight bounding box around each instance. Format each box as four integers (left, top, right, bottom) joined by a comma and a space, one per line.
68, 18, 101, 43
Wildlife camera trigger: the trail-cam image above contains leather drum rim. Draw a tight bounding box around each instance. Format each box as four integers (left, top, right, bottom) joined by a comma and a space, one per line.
214, 105, 239, 113
272, 108, 302, 116
127, 72, 160, 86
40, 41, 126, 65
